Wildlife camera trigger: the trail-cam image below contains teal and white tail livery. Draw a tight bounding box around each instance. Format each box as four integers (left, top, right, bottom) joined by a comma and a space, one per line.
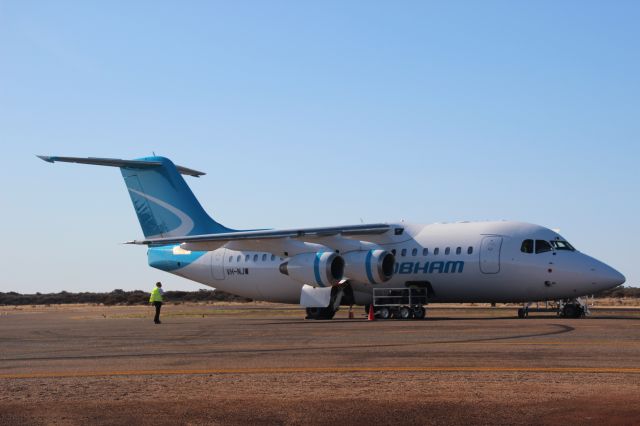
39, 155, 232, 238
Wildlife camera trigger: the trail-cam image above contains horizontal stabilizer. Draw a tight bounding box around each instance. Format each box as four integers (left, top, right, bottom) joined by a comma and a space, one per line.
37, 155, 205, 177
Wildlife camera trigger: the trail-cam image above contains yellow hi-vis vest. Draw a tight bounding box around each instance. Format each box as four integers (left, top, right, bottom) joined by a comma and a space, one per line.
149, 287, 163, 303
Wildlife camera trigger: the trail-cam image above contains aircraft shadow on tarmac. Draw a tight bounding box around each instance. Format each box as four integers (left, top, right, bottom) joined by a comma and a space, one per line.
2, 324, 576, 363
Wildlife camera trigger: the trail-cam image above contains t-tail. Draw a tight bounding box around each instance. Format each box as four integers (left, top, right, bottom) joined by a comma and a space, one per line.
38, 155, 232, 238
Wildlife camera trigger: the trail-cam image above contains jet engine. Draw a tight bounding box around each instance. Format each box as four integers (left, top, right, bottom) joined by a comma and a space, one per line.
343, 249, 395, 284
279, 252, 345, 287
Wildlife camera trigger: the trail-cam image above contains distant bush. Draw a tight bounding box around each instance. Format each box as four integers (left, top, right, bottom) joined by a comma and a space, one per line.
1, 286, 635, 306
593, 285, 640, 299
0, 289, 252, 306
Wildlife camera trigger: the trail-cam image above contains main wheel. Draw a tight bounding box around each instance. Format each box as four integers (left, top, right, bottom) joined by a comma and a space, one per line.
305, 307, 336, 320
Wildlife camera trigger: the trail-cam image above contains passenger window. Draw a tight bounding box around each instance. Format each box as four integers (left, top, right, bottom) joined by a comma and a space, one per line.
456, 247, 462, 255
392, 249, 397, 256
228, 256, 233, 262
253, 254, 258, 261
422, 248, 428, 256
245, 255, 250, 262
271, 254, 276, 261
434, 248, 439, 255
401, 248, 407, 257
445, 247, 450, 255
467, 246, 473, 255
412, 248, 417, 256
520, 239, 534, 254
262, 254, 267, 261
236, 255, 241, 262
535, 240, 553, 254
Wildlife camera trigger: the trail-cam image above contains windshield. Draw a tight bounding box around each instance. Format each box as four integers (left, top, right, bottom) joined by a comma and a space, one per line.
550, 240, 576, 251
535, 240, 553, 254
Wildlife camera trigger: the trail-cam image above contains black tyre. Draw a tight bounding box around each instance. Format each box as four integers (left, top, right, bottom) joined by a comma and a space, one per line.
305, 307, 336, 320
399, 306, 412, 320
378, 307, 391, 320
413, 307, 426, 320
563, 304, 581, 318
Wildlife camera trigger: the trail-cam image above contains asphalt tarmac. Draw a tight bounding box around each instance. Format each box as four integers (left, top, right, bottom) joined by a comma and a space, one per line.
1, 303, 639, 425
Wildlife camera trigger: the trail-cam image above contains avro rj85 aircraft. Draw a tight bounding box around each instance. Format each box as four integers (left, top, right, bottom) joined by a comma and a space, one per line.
40, 155, 625, 319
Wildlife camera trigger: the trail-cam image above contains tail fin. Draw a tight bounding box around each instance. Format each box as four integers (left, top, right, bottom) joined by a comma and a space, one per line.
38, 155, 232, 238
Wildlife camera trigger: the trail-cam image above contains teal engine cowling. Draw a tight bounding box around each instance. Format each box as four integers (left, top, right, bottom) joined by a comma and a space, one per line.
278, 252, 345, 287
343, 249, 395, 284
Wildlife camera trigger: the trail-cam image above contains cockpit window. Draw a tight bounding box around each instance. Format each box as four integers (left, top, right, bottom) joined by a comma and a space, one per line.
520, 239, 533, 254
550, 240, 575, 251
535, 240, 553, 254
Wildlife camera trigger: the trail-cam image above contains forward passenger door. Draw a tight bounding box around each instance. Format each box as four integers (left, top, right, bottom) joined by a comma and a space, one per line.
480, 236, 502, 274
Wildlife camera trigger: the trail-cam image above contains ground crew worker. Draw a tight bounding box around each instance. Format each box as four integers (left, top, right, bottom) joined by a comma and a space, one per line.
149, 282, 165, 324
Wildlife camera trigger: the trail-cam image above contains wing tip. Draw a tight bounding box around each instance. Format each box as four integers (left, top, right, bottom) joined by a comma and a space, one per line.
37, 155, 56, 163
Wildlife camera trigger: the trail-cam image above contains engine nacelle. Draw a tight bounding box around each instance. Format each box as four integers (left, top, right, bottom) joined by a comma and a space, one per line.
279, 252, 345, 287
343, 249, 395, 284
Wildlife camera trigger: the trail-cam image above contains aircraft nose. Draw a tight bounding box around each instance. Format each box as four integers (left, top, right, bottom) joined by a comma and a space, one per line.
591, 262, 626, 289
605, 268, 626, 288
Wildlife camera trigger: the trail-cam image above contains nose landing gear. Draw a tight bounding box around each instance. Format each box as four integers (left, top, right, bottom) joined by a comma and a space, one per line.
560, 301, 585, 318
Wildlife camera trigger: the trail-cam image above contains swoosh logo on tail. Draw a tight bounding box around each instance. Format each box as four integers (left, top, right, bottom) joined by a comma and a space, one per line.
128, 188, 195, 238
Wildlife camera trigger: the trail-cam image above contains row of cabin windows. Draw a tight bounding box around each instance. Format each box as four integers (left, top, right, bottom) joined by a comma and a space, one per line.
227, 240, 572, 262
228, 253, 283, 263
393, 246, 474, 257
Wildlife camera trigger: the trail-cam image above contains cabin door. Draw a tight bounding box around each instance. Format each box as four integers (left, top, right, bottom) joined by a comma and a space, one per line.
479, 236, 502, 274
211, 248, 226, 280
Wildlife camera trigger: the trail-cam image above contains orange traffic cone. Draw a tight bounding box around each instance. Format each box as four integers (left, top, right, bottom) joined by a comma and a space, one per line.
368, 305, 375, 321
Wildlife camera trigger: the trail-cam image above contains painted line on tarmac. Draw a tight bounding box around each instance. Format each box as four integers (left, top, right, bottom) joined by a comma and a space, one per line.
3, 366, 640, 379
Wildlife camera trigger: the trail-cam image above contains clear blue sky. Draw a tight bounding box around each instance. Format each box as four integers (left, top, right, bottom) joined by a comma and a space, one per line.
0, 1, 638, 293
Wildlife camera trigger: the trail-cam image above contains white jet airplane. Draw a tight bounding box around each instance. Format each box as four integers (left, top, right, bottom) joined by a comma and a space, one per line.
39, 155, 625, 319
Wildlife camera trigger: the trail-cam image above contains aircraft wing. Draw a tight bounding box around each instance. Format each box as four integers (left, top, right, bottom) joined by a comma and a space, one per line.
127, 223, 392, 253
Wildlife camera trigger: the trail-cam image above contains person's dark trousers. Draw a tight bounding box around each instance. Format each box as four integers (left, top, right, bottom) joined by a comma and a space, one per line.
153, 301, 163, 323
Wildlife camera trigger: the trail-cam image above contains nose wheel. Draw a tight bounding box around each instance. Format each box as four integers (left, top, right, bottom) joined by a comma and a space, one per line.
561, 303, 584, 318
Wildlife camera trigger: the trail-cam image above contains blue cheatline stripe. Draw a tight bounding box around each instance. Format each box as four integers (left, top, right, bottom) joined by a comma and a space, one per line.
365, 250, 376, 284
314, 252, 324, 287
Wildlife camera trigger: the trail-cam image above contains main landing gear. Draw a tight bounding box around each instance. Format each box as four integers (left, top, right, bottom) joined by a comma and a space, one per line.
305, 285, 349, 320
305, 306, 338, 320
